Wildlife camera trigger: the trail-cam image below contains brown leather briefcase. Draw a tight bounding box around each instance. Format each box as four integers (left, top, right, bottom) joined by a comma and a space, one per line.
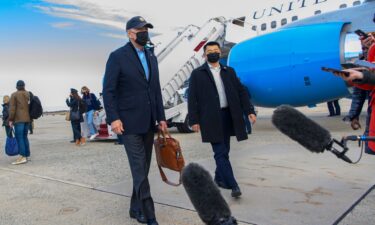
154, 130, 185, 186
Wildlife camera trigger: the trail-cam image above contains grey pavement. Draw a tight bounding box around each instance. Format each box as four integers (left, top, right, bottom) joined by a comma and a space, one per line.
0, 100, 374, 225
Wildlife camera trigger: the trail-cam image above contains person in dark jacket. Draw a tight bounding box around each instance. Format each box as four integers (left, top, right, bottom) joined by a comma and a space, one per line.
81, 86, 99, 140
102, 16, 166, 225
244, 86, 256, 134
344, 87, 372, 153
2, 95, 12, 138
344, 87, 369, 130
66, 88, 85, 146
188, 41, 257, 198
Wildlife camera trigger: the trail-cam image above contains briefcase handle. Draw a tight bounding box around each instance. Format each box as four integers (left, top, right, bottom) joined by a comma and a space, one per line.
158, 165, 182, 187
157, 129, 172, 143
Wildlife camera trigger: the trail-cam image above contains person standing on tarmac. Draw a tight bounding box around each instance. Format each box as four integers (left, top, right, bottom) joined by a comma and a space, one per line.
66, 88, 86, 146
81, 86, 99, 140
8, 80, 31, 165
188, 41, 257, 198
327, 99, 341, 117
2, 95, 12, 138
103, 16, 167, 225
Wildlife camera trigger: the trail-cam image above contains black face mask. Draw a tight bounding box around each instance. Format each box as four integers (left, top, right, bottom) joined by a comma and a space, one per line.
135, 31, 149, 46
207, 53, 220, 63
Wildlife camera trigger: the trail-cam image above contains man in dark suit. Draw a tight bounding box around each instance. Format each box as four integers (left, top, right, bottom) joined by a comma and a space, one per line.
188, 41, 257, 198
103, 16, 167, 225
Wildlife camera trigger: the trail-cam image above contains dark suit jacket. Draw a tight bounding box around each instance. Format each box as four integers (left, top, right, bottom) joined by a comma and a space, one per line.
188, 63, 255, 143
103, 42, 165, 134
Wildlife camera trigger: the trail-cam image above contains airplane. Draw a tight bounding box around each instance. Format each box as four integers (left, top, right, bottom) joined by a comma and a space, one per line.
94, 0, 375, 138
227, 0, 375, 107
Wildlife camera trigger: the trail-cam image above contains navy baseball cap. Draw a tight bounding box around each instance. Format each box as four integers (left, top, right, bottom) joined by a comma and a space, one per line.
16, 80, 25, 88
70, 88, 78, 94
126, 16, 153, 30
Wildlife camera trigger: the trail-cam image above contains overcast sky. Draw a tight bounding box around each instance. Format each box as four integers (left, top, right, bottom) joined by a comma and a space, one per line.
2, 0, 273, 111
0, 0, 364, 110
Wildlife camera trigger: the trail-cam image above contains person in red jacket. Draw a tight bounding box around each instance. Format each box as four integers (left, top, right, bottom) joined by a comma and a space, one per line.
337, 33, 375, 154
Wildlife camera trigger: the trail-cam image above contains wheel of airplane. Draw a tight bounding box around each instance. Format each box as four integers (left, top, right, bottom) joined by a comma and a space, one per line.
176, 114, 193, 133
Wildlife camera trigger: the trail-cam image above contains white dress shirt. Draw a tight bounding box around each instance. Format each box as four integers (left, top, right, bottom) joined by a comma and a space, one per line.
209, 64, 228, 108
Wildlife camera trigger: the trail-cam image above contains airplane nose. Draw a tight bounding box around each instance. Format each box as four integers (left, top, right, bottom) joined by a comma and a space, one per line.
228, 22, 352, 107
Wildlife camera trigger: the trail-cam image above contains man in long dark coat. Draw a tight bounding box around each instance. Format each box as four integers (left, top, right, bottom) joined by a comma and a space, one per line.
188, 41, 257, 198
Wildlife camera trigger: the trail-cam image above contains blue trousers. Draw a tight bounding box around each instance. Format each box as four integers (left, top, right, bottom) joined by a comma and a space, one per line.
210, 108, 238, 188
14, 122, 30, 157
86, 110, 97, 135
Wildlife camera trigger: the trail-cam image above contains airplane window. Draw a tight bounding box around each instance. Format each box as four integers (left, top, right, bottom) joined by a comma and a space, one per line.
353, 1, 361, 6
314, 10, 321, 15
271, 21, 277, 29
339, 4, 347, 8
281, 18, 287, 26
261, 23, 267, 31
252, 25, 257, 31
292, 16, 298, 21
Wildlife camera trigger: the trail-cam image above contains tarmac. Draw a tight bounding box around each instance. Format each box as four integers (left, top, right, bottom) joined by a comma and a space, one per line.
0, 99, 374, 225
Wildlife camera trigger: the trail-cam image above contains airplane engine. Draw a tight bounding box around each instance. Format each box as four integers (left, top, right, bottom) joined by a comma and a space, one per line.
228, 22, 360, 107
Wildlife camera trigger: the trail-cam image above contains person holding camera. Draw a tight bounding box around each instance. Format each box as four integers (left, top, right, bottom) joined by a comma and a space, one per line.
66, 88, 86, 146
336, 30, 375, 154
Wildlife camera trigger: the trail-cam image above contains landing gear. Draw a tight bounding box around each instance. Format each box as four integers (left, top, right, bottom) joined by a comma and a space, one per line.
176, 115, 193, 133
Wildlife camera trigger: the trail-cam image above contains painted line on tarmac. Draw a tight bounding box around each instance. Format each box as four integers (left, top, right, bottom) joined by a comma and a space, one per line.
0, 167, 94, 189
0, 167, 257, 225
92, 187, 257, 225
332, 183, 375, 225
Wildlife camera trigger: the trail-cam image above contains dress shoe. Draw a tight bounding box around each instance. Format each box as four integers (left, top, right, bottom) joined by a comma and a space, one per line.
214, 179, 231, 190
129, 210, 147, 224
147, 219, 159, 225
231, 186, 242, 198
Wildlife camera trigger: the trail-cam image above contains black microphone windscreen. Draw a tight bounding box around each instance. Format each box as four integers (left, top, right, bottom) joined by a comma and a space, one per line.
272, 105, 332, 153
182, 163, 232, 225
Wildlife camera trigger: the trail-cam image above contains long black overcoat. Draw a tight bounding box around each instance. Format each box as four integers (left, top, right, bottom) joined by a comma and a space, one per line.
188, 63, 255, 143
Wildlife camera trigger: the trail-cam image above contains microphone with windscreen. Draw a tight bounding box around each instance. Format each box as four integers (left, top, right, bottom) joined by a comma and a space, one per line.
272, 105, 353, 163
181, 163, 238, 225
